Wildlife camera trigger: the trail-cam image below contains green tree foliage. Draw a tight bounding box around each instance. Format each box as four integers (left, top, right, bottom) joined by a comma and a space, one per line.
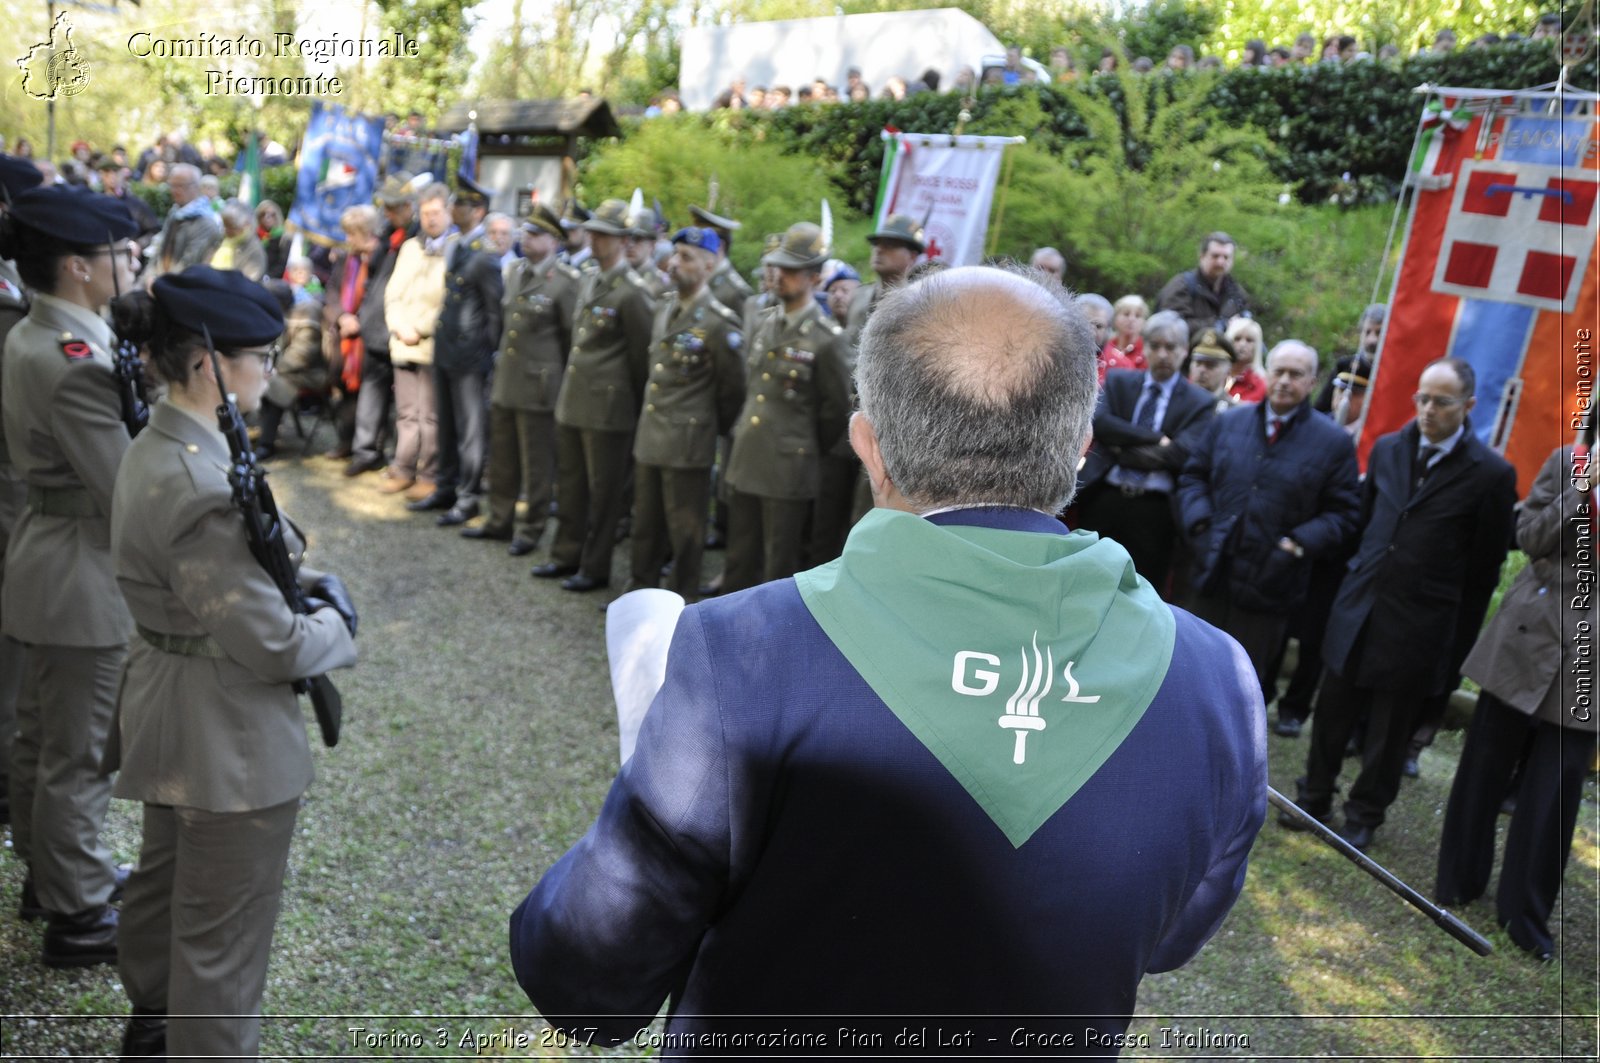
371, 0, 474, 123
1121, 0, 1219, 62
577, 113, 876, 279
1203, 0, 1546, 58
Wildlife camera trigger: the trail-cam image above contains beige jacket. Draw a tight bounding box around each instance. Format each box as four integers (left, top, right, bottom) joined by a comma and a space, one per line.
384, 235, 451, 367
1, 294, 132, 647
110, 399, 357, 811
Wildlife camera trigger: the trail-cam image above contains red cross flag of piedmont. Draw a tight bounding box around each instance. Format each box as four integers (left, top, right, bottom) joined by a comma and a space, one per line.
873, 130, 1025, 266
1363, 85, 1600, 487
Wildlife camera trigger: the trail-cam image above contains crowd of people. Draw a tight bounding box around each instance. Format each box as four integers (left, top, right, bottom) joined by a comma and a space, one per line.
0, 63, 1591, 1054
696, 11, 1574, 112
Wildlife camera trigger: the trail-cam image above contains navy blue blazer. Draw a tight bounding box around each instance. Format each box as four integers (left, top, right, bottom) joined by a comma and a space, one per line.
1176, 401, 1361, 613
1081, 369, 1218, 491
1322, 421, 1517, 695
510, 508, 1267, 1056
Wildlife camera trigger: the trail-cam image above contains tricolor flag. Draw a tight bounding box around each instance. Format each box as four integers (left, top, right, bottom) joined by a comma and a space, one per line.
1362, 86, 1600, 487
288, 101, 385, 246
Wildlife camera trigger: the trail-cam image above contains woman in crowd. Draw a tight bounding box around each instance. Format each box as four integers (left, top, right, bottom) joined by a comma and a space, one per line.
1102, 293, 1148, 373
1225, 316, 1268, 403
107, 265, 357, 1058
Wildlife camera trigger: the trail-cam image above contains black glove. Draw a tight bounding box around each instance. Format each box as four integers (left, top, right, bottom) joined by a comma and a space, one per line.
308, 574, 358, 637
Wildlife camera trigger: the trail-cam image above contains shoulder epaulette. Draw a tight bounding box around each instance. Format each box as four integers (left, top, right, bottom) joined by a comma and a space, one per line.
623, 270, 650, 290
708, 299, 743, 327
555, 261, 582, 281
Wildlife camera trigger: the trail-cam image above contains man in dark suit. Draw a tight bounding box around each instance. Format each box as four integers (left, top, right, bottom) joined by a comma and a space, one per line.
1076, 309, 1218, 595
417, 179, 503, 527
510, 265, 1265, 1046
1293, 357, 1516, 851
1177, 340, 1361, 699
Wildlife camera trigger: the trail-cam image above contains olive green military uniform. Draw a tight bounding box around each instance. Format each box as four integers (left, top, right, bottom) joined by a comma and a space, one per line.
722, 300, 851, 593
0, 260, 29, 820
635, 267, 672, 303
2, 293, 131, 918
841, 279, 882, 354
708, 257, 753, 318
549, 261, 656, 582
110, 399, 357, 1060
486, 255, 580, 544
630, 288, 745, 596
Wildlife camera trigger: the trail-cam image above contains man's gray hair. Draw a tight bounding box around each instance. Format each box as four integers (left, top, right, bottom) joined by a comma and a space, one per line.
1074, 292, 1112, 316
219, 198, 253, 232
1144, 308, 1189, 348
855, 264, 1098, 513
1359, 302, 1386, 328
418, 181, 451, 206
1267, 338, 1318, 369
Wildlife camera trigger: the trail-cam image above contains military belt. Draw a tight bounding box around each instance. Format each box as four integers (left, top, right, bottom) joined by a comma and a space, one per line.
136, 624, 226, 659
25, 485, 100, 518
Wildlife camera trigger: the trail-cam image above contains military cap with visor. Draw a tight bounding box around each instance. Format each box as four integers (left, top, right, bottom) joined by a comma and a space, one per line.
375, 171, 418, 206
521, 203, 564, 238
1188, 328, 1237, 364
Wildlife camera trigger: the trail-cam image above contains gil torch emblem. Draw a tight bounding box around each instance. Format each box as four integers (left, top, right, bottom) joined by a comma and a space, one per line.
953, 632, 1100, 766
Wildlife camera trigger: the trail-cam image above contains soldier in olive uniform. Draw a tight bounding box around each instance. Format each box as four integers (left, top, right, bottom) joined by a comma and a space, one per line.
559, 199, 595, 272
627, 206, 672, 302
0, 153, 44, 826
108, 267, 358, 1060
811, 215, 927, 566
630, 227, 746, 597
842, 213, 924, 352
689, 204, 754, 317
463, 204, 579, 556
0, 186, 140, 966
533, 199, 656, 591
721, 222, 852, 594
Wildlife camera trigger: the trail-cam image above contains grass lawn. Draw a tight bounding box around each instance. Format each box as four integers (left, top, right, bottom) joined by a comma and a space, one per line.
2, 448, 1595, 1059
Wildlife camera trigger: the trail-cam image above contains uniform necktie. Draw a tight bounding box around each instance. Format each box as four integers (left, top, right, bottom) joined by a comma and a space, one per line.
1268, 416, 1284, 444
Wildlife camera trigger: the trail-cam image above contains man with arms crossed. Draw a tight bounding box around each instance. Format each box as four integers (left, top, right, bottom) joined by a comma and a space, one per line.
510, 266, 1266, 1051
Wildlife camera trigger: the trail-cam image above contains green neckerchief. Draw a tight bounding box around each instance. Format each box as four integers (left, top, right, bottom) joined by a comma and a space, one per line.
795, 508, 1176, 847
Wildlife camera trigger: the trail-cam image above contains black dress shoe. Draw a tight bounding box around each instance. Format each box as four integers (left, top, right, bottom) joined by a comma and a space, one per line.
508, 537, 538, 557
344, 455, 384, 477
42, 905, 118, 968
110, 863, 131, 903
253, 444, 279, 462
1336, 821, 1376, 852
1402, 757, 1420, 778
560, 572, 610, 593
1273, 716, 1303, 738
406, 490, 457, 513
436, 502, 480, 527
461, 524, 511, 541
120, 1008, 167, 1058
531, 562, 579, 579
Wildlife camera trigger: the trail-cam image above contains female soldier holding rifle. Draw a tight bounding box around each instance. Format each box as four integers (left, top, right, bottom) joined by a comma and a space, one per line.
107, 265, 357, 1058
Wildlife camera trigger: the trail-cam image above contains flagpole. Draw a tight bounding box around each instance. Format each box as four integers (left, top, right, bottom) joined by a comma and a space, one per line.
985, 142, 1018, 259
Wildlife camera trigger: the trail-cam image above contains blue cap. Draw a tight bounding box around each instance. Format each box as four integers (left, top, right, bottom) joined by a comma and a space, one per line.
824, 263, 861, 289
153, 265, 284, 348
7, 185, 137, 245
670, 225, 721, 254
0, 154, 43, 203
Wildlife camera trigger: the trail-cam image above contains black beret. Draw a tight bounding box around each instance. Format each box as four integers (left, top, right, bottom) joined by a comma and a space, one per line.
0, 154, 43, 202
8, 185, 137, 245
153, 265, 284, 348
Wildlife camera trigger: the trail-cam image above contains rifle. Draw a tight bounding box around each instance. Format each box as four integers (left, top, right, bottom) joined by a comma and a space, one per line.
202, 324, 342, 747
106, 228, 150, 436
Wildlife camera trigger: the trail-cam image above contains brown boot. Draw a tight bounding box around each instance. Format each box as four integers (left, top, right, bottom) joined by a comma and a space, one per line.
403, 478, 436, 502
377, 473, 415, 494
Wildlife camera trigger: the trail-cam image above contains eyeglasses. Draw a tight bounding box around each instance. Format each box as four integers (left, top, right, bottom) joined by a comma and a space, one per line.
232, 345, 279, 374
1413, 392, 1463, 409
90, 244, 141, 265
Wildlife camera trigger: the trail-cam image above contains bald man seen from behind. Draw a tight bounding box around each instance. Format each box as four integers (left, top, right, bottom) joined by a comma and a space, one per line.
509, 265, 1267, 1058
